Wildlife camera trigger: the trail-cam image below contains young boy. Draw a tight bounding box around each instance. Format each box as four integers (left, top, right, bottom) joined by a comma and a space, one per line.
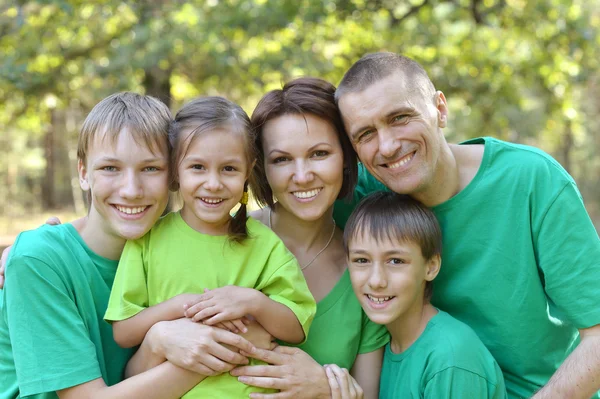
0, 92, 249, 399
343, 192, 507, 398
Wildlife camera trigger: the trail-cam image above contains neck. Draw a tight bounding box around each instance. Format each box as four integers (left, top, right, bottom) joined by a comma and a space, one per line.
270, 203, 336, 257
386, 301, 438, 354
73, 216, 126, 260
181, 206, 230, 235
413, 142, 460, 207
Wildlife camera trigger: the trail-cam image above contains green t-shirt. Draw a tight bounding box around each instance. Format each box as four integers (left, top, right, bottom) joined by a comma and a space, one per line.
335, 137, 600, 399
294, 269, 389, 369
0, 224, 134, 399
380, 309, 506, 399
105, 212, 316, 399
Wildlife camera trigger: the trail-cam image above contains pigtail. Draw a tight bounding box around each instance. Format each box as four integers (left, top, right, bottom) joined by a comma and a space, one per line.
228, 181, 250, 243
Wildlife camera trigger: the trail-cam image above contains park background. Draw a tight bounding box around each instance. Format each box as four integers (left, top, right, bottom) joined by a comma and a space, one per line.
1, 0, 599, 251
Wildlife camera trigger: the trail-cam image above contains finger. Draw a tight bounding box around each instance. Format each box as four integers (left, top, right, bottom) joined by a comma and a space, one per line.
236, 376, 286, 390
191, 306, 220, 322
249, 391, 296, 399
239, 347, 285, 365
230, 364, 283, 378
221, 320, 239, 333
45, 216, 62, 225
203, 311, 237, 326
326, 367, 341, 399
352, 377, 364, 399
184, 300, 214, 318
345, 369, 358, 398
214, 329, 256, 354
328, 364, 351, 398
232, 318, 248, 333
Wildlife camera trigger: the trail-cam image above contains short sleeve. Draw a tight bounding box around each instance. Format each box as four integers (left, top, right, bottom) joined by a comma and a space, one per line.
424, 367, 503, 399
4, 255, 101, 395
104, 239, 149, 322
358, 310, 389, 354
256, 255, 317, 343
535, 181, 600, 329
334, 164, 389, 229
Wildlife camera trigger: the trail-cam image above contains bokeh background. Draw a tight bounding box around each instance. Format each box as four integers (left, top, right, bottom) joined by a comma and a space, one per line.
1, 0, 599, 250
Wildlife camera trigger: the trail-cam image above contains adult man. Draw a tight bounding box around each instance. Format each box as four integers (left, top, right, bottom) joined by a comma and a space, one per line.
333, 52, 600, 399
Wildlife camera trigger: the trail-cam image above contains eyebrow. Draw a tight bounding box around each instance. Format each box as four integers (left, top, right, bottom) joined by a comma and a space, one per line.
183, 156, 244, 164
348, 248, 410, 256
349, 106, 416, 141
268, 142, 332, 157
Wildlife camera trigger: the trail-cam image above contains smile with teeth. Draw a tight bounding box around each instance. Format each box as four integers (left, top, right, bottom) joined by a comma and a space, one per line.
200, 197, 224, 204
292, 188, 322, 199
387, 152, 414, 169
366, 294, 395, 304
115, 205, 148, 215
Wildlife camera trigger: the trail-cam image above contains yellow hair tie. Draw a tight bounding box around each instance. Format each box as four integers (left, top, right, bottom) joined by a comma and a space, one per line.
240, 191, 249, 205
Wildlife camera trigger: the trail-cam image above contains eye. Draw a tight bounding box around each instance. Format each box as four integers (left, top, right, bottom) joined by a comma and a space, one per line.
223, 165, 237, 172
144, 166, 159, 172
392, 114, 408, 123
101, 166, 117, 172
357, 129, 375, 143
352, 257, 369, 264
389, 258, 406, 265
272, 156, 290, 164
191, 164, 205, 170
311, 150, 329, 158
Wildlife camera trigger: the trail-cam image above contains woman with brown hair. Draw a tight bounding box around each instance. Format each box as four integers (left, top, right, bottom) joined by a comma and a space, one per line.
231, 78, 388, 399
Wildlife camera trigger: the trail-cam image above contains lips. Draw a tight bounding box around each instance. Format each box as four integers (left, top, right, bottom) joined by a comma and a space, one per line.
291, 188, 322, 199
385, 151, 415, 169
114, 205, 149, 215
366, 294, 395, 304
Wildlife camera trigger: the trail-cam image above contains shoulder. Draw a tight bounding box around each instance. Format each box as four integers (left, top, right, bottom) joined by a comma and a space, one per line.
9, 223, 77, 262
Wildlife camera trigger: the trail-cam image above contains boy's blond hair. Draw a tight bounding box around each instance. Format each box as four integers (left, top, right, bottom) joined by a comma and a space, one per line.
77, 92, 172, 166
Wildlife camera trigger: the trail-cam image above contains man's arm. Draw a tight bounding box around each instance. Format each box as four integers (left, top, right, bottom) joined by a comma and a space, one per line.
533, 324, 600, 399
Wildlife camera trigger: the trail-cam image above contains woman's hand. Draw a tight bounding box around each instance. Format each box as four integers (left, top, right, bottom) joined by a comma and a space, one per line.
231, 346, 331, 399
325, 364, 364, 399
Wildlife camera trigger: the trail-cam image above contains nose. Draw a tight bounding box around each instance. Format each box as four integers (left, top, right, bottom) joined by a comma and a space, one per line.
204, 171, 223, 191
292, 160, 314, 185
378, 128, 400, 159
120, 169, 143, 199
367, 263, 388, 290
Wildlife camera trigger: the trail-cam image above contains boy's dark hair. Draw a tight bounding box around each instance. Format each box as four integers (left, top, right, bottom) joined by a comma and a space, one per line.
250, 77, 357, 207
169, 96, 256, 243
343, 191, 442, 300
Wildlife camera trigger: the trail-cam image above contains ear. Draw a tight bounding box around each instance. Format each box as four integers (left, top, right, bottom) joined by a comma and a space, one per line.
424, 254, 441, 282
435, 91, 449, 128
78, 159, 90, 191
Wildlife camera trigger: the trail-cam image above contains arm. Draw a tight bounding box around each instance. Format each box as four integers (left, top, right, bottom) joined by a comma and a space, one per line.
0, 244, 9, 288
184, 286, 305, 344
57, 363, 202, 399
532, 324, 600, 399
350, 349, 384, 399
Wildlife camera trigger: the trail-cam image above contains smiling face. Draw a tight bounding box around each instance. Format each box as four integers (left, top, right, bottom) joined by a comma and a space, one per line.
338, 72, 448, 199
347, 232, 440, 327
262, 113, 344, 222
79, 129, 170, 241
177, 127, 249, 235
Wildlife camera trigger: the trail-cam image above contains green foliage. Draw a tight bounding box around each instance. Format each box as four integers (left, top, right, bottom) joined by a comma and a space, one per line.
0, 0, 598, 227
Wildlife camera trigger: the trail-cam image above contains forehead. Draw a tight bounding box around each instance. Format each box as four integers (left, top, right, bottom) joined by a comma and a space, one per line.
182, 127, 247, 158
348, 228, 421, 253
262, 113, 340, 150
87, 128, 168, 161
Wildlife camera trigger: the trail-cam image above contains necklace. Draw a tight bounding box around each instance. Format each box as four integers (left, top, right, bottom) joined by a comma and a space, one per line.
268, 207, 336, 271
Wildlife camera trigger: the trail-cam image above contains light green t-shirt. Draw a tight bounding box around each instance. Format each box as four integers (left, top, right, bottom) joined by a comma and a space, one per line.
0, 223, 134, 399
335, 137, 600, 399
105, 212, 316, 399
380, 309, 507, 399
294, 269, 389, 369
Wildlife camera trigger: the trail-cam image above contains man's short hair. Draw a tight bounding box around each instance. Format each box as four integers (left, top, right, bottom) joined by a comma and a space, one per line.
77, 92, 172, 166
335, 52, 436, 103
343, 191, 442, 300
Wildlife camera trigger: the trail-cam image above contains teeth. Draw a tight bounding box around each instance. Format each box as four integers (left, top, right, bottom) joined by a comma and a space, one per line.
388, 153, 413, 169
367, 294, 393, 303
116, 205, 147, 214
201, 198, 224, 204
293, 189, 321, 199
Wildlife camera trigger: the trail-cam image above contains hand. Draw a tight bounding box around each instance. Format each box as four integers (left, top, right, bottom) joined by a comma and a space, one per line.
149, 318, 256, 376
184, 286, 263, 326
0, 245, 9, 289
45, 216, 62, 225
325, 364, 364, 399
239, 318, 276, 350
213, 317, 250, 334
231, 346, 331, 399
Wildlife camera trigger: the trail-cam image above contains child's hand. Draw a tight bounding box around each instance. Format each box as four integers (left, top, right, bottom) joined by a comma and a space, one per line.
213, 317, 250, 334
183, 286, 263, 326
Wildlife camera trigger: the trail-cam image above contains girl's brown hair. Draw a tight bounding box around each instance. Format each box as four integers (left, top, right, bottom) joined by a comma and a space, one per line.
250, 77, 357, 207
169, 96, 256, 243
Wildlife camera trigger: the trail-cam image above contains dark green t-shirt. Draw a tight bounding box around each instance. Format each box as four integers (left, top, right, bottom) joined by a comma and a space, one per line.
0, 223, 134, 398
380, 310, 506, 399
335, 137, 600, 398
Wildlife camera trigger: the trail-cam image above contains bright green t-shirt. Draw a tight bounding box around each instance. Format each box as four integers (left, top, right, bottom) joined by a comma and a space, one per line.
105, 212, 316, 399
0, 223, 134, 399
294, 269, 389, 369
380, 309, 506, 399
335, 138, 600, 399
